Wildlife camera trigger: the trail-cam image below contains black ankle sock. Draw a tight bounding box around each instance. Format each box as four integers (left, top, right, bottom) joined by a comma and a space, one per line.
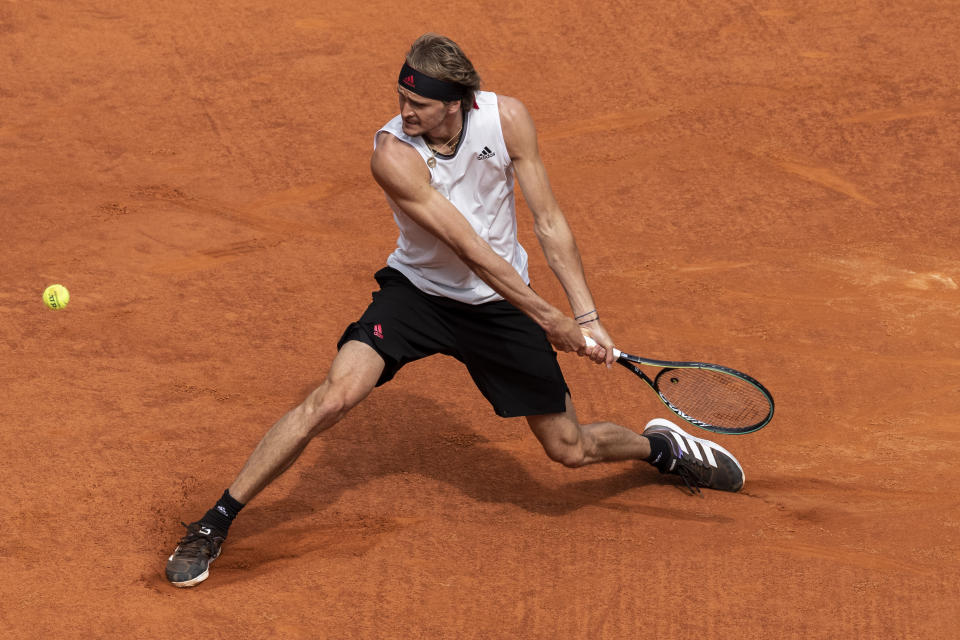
644, 434, 671, 471
201, 489, 245, 535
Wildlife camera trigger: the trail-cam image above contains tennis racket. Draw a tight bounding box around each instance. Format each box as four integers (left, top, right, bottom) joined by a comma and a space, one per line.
583, 336, 774, 434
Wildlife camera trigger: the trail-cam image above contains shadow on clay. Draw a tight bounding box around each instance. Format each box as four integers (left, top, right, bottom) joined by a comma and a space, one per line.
188, 388, 721, 585
235, 388, 663, 528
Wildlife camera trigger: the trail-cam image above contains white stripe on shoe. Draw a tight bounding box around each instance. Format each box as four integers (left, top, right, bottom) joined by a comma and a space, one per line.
668, 430, 713, 466
645, 418, 744, 479
681, 433, 707, 464
700, 441, 717, 467
669, 431, 689, 455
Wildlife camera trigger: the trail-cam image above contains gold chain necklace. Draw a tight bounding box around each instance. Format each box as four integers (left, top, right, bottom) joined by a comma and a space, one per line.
425, 122, 463, 168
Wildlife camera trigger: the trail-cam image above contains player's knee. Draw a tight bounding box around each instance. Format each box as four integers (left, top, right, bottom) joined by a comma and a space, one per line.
543, 441, 587, 468
315, 393, 347, 423
300, 382, 358, 434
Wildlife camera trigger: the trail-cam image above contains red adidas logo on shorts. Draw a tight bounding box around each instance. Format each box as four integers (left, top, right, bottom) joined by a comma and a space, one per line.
373, 323, 384, 339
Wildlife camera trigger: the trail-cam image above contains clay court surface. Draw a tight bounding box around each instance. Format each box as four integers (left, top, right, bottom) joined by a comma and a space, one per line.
3, 0, 959, 637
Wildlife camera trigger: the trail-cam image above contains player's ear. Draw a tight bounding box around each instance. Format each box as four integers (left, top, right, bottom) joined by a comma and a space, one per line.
445, 100, 461, 116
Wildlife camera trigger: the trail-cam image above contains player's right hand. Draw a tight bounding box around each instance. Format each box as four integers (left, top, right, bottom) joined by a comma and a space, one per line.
543, 312, 587, 354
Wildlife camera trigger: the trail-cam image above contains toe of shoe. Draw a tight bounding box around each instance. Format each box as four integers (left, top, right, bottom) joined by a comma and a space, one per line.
166, 566, 194, 582
166, 565, 208, 586
717, 460, 745, 492
166, 557, 202, 581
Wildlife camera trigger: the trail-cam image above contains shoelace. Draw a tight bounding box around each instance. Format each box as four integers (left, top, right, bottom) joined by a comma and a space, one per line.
674, 459, 707, 495
650, 433, 712, 495
175, 522, 220, 558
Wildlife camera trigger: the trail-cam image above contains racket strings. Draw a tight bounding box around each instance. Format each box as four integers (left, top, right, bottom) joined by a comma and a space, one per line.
656, 368, 771, 429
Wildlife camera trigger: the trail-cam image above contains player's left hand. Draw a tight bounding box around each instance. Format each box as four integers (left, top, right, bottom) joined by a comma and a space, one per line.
578, 320, 616, 367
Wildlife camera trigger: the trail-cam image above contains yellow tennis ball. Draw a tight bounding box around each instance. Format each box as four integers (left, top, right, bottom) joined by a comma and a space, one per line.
43, 284, 70, 310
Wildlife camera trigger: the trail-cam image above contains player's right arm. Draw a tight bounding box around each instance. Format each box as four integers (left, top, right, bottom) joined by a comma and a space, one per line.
370, 132, 585, 353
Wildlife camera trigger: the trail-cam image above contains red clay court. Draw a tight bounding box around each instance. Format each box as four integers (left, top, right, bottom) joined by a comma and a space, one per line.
3, 1, 958, 637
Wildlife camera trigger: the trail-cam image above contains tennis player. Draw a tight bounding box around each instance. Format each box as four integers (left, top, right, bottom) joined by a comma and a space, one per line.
166, 33, 745, 588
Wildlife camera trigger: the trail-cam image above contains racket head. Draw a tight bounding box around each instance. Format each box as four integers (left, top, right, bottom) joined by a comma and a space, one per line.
651, 364, 774, 434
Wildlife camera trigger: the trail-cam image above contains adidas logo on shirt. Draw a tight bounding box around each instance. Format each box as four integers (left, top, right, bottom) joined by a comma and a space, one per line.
477, 146, 496, 160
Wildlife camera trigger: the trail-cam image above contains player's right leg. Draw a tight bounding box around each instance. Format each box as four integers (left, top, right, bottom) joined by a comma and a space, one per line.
165, 340, 385, 588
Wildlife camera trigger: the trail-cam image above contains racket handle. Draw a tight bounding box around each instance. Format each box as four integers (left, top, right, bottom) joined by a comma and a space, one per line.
583, 335, 622, 360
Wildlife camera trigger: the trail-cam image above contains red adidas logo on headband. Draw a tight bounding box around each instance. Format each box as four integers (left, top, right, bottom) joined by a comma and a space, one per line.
402, 74, 415, 87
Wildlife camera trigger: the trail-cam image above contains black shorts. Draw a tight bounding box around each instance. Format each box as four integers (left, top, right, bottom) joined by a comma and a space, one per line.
338, 267, 569, 417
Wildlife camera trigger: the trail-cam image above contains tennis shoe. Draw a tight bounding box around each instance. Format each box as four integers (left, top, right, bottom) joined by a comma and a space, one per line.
165, 521, 224, 588
643, 418, 744, 493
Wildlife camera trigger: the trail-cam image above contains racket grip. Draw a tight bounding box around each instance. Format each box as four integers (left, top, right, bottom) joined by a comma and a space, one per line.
583, 335, 622, 359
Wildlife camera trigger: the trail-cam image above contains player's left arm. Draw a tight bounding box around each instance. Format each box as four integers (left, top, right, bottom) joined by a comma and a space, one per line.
498, 95, 614, 366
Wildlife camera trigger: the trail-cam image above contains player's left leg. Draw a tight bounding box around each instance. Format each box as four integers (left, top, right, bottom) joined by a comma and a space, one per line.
527, 396, 745, 493
526, 394, 651, 467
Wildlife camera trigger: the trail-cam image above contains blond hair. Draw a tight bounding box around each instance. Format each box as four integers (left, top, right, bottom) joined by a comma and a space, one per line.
406, 34, 482, 112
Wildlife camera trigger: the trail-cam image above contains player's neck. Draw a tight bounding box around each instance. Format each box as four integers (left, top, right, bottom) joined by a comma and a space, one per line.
423, 112, 464, 153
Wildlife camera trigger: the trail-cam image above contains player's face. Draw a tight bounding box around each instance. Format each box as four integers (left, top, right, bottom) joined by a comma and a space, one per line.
397, 86, 450, 136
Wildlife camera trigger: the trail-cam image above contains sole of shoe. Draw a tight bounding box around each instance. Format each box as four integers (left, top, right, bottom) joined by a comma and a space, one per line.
643, 418, 745, 488
169, 568, 210, 588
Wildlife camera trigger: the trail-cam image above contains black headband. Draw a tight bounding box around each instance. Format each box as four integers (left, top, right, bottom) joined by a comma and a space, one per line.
398, 63, 466, 102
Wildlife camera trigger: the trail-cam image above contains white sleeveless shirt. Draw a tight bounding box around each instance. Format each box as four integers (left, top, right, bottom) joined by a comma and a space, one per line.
375, 91, 529, 304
